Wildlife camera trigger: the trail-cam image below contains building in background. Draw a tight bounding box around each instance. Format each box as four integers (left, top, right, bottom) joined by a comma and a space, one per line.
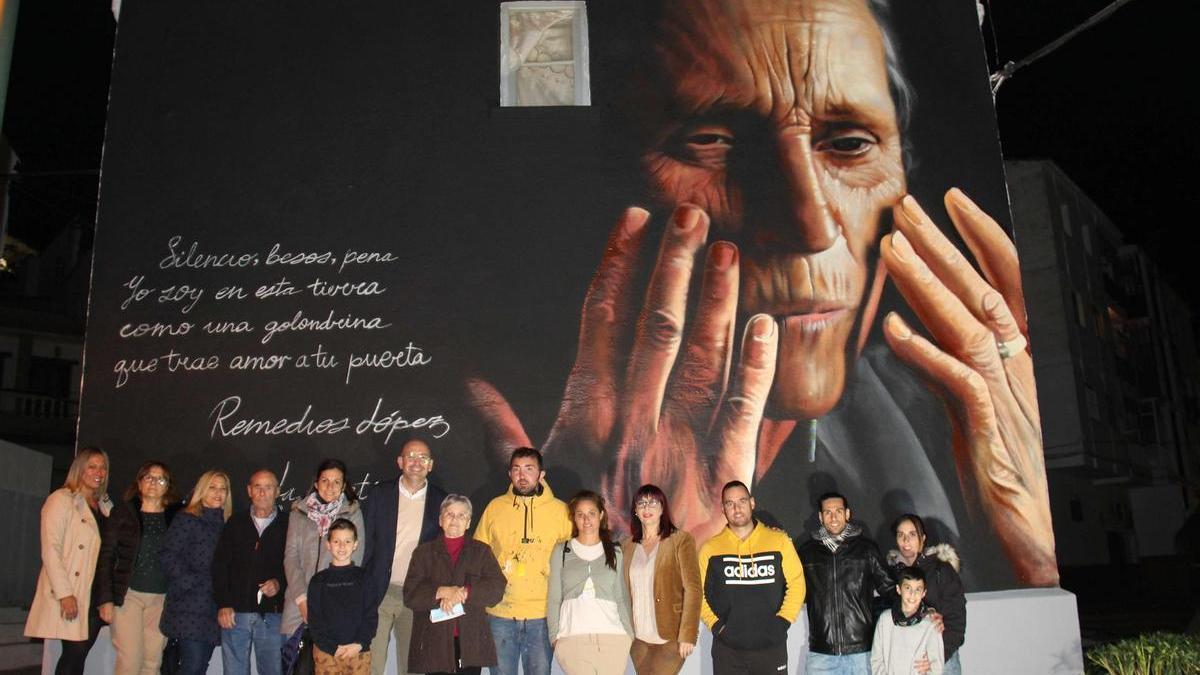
0, 152, 88, 487
1008, 159, 1200, 570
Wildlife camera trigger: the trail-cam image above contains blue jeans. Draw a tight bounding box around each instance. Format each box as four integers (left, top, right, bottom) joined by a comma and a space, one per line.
222, 612, 283, 675
179, 638, 217, 675
943, 651, 962, 675
488, 616, 552, 675
805, 651, 870, 675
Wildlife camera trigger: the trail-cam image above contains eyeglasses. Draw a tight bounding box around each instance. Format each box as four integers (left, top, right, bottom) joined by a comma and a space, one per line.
404, 454, 432, 464
141, 476, 168, 485
442, 512, 471, 521
635, 499, 661, 509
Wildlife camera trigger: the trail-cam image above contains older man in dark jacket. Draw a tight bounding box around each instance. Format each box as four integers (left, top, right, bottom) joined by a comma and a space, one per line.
212, 470, 288, 675
795, 492, 893, 674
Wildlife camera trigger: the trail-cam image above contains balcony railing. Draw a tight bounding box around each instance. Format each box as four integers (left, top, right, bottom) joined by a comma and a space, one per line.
0, 389, 79, 419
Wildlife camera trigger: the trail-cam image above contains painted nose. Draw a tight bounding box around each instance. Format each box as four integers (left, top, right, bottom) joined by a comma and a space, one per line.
773, 131, 839, 252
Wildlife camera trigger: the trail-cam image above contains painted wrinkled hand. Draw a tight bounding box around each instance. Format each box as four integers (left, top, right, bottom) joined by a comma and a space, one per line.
469, 206, 778, 540
881, 189, 1057, 586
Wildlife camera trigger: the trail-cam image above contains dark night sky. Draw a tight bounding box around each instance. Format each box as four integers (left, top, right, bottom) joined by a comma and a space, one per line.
4, 0, 1197, 302
988, 0, 1200, 303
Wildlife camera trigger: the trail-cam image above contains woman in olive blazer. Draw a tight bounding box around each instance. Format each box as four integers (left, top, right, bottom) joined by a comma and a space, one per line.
620, 485, 701, 675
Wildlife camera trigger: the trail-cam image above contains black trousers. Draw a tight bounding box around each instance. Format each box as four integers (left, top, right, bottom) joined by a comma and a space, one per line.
426, 637, 482, 675
711, 639, 788, 675
55, 607, 104, 675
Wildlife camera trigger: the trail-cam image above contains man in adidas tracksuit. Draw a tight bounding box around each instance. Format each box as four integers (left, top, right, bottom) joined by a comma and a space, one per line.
699, 481, 806, 675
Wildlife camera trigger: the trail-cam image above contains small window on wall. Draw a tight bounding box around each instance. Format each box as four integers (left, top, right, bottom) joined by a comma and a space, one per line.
500, 1, 591, 107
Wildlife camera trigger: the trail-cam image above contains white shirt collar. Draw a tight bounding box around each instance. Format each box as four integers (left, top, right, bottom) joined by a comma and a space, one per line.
398, 479, 428, 499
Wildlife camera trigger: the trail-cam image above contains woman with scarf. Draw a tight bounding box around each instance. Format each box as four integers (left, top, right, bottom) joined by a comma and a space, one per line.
25, 448, 114, 675
95, 461, 180, 675
160, 470, 232, 675
282, 459, 366, 642
886, 513, 966, 675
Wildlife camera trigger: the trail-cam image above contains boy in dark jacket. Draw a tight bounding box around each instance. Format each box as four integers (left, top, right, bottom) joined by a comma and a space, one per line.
308, 518, 378, 675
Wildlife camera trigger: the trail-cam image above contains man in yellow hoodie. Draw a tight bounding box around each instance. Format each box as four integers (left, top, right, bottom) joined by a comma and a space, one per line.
474, 447, 571, 675
699, 481, 806, 675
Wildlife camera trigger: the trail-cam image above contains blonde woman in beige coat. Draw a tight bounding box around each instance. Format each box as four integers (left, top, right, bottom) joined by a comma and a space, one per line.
25, 448, 114, 675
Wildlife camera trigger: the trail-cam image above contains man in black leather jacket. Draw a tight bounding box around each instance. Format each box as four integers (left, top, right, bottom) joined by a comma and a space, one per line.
795, 492, 893, 673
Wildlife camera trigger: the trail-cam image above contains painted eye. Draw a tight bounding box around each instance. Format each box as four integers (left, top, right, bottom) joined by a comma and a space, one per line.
675, 125, 736, 166
815, 131, 876, 157
686, 132, 734, 147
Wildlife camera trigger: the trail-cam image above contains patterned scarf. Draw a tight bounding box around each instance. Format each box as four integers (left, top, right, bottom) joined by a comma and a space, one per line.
814, 521, 862, 553
891, 600, 929, 627
304, 491, 346, 538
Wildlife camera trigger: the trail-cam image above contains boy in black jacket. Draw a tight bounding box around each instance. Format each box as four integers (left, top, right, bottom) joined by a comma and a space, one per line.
212, 470, 288, 675
308, 518, 378, 675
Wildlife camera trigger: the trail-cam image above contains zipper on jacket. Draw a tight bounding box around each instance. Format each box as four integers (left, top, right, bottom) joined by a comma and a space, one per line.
832, 547, 842, 655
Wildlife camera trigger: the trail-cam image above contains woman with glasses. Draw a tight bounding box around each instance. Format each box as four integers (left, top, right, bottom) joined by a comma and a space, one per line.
95, 461, 180, 675
620, 485, 701, 674
282, 459, 366, 642
403, 495, 507, 675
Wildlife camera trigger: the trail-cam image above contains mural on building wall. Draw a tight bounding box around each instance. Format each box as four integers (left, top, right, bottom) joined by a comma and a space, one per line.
472, 0, 1055, 588
77, 0, 1056, 592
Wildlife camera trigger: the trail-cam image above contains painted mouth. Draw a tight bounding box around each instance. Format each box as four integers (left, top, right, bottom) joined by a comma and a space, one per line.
780, 307, 850, 334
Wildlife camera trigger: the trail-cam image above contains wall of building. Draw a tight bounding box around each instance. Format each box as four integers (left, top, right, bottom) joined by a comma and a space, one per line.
0, 439, 52, 606
1007, 159, 1200, 570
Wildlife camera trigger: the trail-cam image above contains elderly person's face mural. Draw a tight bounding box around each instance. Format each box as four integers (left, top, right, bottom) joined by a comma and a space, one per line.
472, 0, 1055, 587
641, 0, 905, 419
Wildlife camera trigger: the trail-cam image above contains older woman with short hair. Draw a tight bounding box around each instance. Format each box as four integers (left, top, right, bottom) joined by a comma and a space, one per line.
25, 448, 114, 675
403, 495, 507, 675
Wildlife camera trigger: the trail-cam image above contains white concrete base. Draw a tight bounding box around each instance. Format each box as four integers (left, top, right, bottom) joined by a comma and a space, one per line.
956, 587, 1083, 675
47, 588, 1083, 675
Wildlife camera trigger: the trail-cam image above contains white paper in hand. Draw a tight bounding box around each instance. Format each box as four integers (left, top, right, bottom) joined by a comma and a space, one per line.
430, 603, 465, 623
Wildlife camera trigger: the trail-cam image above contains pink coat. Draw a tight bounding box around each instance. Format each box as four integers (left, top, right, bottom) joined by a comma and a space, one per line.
24, 488, 109, 641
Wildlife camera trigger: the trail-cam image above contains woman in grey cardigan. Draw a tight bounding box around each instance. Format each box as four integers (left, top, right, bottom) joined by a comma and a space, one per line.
547, 491, 632, 675
282, 458, 366, 638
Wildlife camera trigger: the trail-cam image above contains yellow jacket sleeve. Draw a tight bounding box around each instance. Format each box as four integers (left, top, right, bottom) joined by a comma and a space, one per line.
777, 534, 806, 622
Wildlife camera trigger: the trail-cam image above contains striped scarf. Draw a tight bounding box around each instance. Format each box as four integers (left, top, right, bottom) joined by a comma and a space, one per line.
815, 521, 862, 553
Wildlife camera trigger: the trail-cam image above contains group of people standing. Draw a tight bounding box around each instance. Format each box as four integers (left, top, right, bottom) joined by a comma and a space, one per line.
26, 443, 966, 675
